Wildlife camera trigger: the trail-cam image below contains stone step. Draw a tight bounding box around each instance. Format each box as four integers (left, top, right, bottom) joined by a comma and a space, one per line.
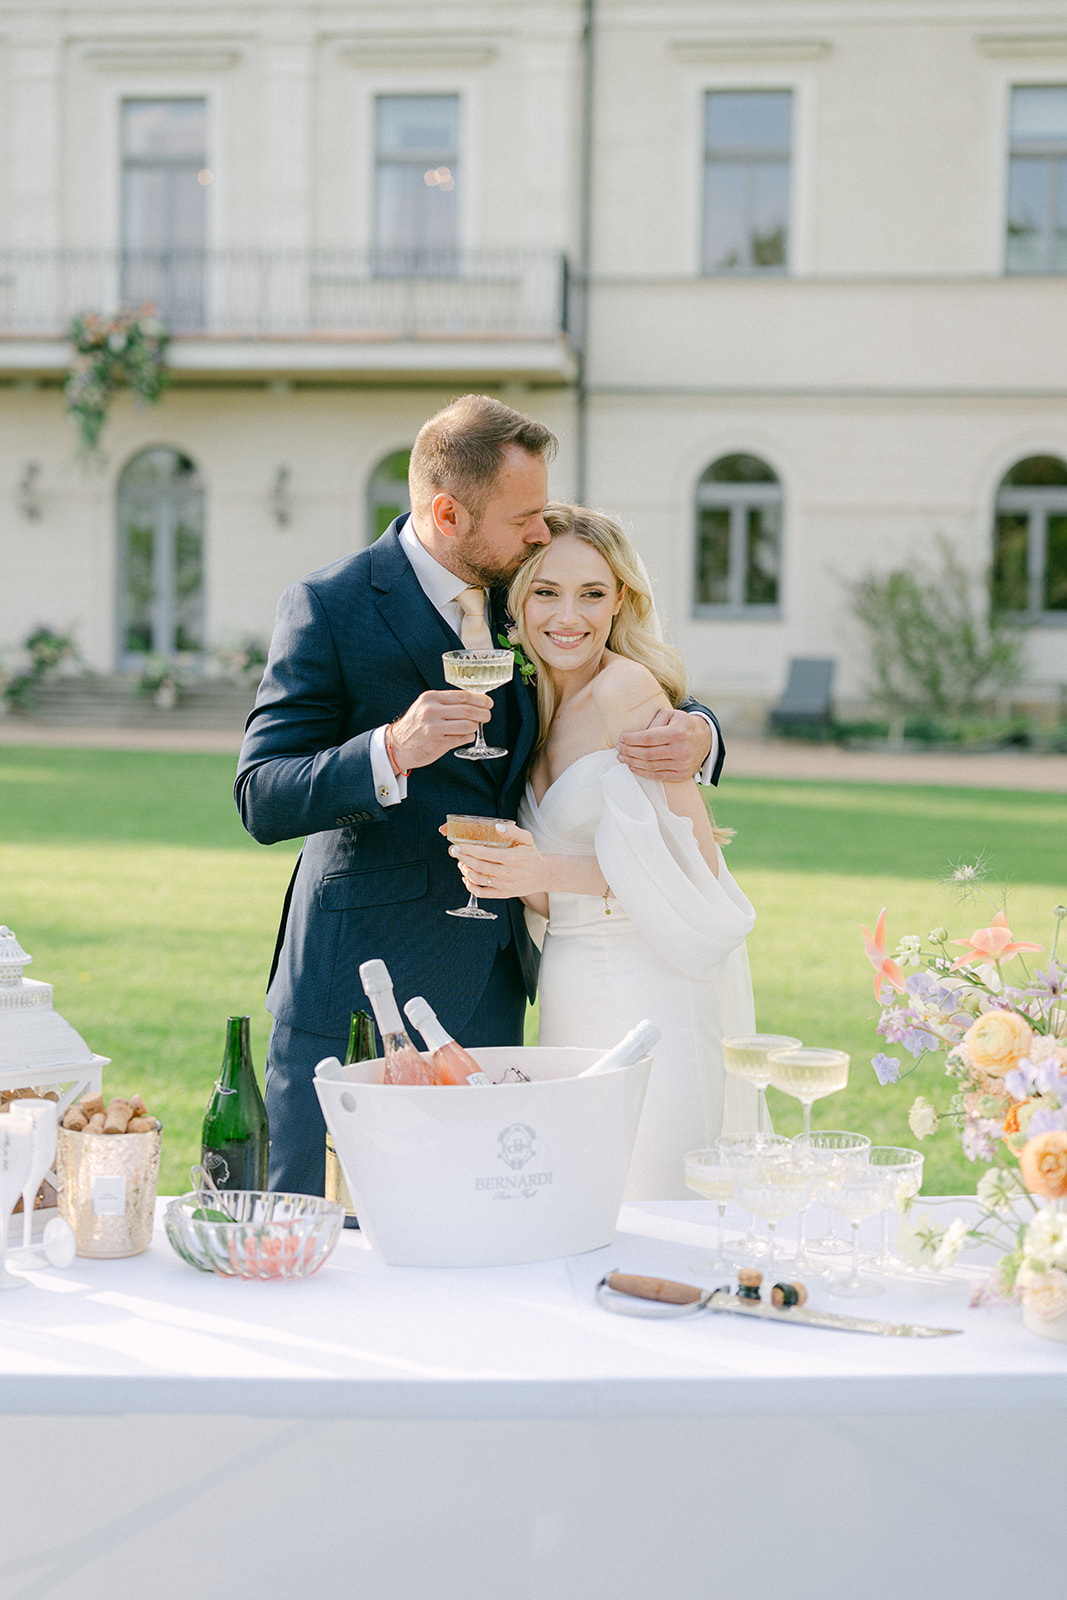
10, 675, 257, 730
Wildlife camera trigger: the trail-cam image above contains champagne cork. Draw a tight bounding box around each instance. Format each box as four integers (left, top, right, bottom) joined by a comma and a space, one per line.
103, 1099, 134, 1135
127, 1115, 157, 1134
62, 1105, 89, 1132
771, 1282, 808, 1309
737, 1268, 763, 1301
87, 1112, 106, 1133
80, 1094, 106, 1119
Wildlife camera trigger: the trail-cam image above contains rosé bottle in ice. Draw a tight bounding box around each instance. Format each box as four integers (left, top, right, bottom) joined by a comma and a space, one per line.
358, 960, 438, 1086
403, 996, 488, 1086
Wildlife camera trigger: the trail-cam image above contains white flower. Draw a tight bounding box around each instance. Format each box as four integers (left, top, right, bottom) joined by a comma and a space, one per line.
928, 927, 948, 944
932, 1217, 969, 1269
908, 1096, 940, 1139
976, 1166, 1024, 1218
895, 1212, 943, 1267
1023, 1207, 1067, 1272
895, 934, 922, 967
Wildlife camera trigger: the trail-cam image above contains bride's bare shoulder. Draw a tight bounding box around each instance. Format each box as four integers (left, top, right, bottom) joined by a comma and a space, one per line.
592, 653, 669, 739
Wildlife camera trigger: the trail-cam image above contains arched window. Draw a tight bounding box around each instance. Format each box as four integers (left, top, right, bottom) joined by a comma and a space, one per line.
694, 453, 782, 615
116, 447, 204, 663
993, 455, 1067, 616
367, 448, 412, 544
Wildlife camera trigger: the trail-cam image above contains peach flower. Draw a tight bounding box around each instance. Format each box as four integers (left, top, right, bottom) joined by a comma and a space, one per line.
862, 909, 906, 1002
951, 912, 1043, 970
1019, 1130, 1067, 1201
1020, 1268, 1067, 1324
963, 1010, 1033, 1078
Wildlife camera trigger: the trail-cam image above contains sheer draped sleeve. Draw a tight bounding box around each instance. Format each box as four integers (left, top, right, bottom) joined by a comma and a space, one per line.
594, 764, 755, 980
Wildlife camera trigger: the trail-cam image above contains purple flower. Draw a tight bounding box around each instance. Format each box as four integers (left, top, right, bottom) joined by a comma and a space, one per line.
872, 1052, 901, 1086
1034, 1058, 1067, 1096
905, 972, 940, 1001
1025, 1107, 1067, 1137
962, 1118, 1001, 1163
1004, 1061, 1038, 1099
1027, 963, 1065, 1000
901, 1026, 940, 1059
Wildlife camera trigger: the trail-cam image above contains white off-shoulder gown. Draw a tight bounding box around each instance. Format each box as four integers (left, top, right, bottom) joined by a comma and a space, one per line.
519, 750, 759, 1201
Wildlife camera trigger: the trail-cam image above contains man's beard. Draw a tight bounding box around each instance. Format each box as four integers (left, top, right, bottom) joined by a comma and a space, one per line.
454, 527, 529, 589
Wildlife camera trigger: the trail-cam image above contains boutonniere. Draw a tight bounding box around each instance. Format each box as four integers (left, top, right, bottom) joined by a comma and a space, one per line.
497, 630, 537, 685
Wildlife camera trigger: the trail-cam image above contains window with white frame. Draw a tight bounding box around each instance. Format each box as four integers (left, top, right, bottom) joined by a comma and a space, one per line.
702, 90, 791, 274
694, 454, 782, 615
993, 455, 1067, 618
367, 448, 412, 544
121, 100, 208, 327
117, 447, 205, 663
1006, 86, 1067, 274
374, 96, 459, 274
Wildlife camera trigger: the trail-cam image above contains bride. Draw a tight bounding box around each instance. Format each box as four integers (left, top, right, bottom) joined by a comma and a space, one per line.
451, 503, 759, 1200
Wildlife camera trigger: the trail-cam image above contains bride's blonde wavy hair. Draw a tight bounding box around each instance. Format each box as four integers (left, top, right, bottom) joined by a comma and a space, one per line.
507, 502, 689, 751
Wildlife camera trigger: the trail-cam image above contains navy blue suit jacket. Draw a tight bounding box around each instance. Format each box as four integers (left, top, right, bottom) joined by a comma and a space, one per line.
235, 518, 541, 1044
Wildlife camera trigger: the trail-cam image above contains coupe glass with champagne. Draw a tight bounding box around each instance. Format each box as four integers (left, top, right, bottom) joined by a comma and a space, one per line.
722, 1034, 801, 1141
442, 649, 514, 760
445, 814, 512, 920
683, 1150, 736, 1276
766, 1046, 849, 1140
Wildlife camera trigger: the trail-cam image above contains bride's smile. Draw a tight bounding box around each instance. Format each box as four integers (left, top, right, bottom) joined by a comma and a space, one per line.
522, 534, 622, 688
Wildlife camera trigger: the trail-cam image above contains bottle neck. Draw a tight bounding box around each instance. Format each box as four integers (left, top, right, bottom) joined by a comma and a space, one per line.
345, 1010, 375, 1064
412, 1011, 451, 1055
218, 1015, 252, 1089
365, 984, 404, 1040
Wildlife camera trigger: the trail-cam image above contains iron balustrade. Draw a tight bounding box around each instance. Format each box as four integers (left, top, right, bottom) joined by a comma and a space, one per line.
0, 249, 570, 340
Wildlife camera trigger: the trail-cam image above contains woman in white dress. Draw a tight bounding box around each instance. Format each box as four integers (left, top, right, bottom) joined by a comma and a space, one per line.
451, 504, 758, 1199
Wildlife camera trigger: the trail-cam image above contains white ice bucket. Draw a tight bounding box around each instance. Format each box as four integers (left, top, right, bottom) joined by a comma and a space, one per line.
314, 1046, 651, 1267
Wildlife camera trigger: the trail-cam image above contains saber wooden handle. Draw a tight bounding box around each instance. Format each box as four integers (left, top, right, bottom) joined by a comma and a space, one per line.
606, 1272, 703, 1305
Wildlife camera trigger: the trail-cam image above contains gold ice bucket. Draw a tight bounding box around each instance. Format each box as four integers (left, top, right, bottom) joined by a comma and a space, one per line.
56, 1123, 162, 1258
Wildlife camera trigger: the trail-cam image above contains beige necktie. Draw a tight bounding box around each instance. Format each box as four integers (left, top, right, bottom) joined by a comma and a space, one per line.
457, 586, 493, 650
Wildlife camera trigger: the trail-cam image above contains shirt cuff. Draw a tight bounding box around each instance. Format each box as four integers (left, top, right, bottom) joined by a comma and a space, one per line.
370, 725, 407, 807
692, 712, 719, 786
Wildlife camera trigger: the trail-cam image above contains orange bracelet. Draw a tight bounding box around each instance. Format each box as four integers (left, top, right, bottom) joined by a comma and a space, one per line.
385, 725, 410, 778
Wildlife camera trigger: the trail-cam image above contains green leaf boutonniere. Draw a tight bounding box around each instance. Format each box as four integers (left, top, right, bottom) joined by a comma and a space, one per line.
497, 631, 537, 685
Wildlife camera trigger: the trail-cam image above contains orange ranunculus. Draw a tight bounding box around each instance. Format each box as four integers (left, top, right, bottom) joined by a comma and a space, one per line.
1003, 1098, 1030, 1136
951, 912, 1043, 970
963, 1010, 1033, 1078
1019, 1131, 1067, 1201
862, 909, 906, 1002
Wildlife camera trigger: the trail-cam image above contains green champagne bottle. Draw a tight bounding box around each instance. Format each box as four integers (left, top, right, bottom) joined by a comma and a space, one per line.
325, 1009, 373, 1227
201, 1015, 269, 1192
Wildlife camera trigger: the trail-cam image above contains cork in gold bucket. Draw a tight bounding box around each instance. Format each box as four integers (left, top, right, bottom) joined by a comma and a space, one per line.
56, 1123, 162, 1258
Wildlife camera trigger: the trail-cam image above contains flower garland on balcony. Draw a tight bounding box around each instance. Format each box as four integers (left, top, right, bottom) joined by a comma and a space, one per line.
64, 306, 170, 458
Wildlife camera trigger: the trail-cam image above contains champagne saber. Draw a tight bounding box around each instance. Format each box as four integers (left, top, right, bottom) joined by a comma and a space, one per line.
598, 1272, 963, 1339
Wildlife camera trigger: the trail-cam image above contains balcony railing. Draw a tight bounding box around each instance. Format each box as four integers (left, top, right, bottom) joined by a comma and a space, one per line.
0, 249, 570, 340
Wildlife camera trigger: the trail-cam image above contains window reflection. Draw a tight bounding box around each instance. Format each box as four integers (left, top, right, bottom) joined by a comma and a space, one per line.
695, 454, 782, 613
121, 100, 207, 327
992, 455, 1067, 617
375, 96, 459, 275
1006, 86, 1067, 274
702, 91, 791, 274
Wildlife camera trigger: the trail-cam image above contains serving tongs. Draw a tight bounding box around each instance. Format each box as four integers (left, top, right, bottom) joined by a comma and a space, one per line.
597, 1272, 962, 1338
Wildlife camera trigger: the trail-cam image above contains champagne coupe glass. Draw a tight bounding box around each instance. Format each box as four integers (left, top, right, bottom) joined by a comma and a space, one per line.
716, 1132, 792, 1260
866, 1146, 924, 1274
722, 1034, 801, 1142
0, 1114, 34, 1290
683, 1150, 736, 1276
818, 1165, 892, 1298
12, 1099, 58, 1257
766, 1046, 849, 1140
733, 1160, 813, 1288
796, 1130, 872, 1257
445, 814, 511, 920
442, 649, 514, 760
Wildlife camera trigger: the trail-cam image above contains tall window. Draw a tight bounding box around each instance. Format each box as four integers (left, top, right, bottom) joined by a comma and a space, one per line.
121, 99, 207, 327
1006, 86, 1067, 273
694, 454, 782, 615
993, 455, 1067, 617
367, 448, 412, 543
375, 95, 459, 274
702, 91, 791, 274
117, 447, 205, 663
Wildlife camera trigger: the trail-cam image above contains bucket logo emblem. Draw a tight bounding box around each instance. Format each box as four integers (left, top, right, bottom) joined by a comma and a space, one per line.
497, 1123, 536, 1171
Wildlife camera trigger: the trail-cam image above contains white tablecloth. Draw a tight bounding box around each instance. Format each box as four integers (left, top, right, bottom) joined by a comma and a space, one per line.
0, 1198, 1063, 1600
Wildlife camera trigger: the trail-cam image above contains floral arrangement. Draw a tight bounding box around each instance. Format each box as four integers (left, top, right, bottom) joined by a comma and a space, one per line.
862, 864, 1067, 1319
213, 637, 268, 684
1, 625, 81, 711
64, 307, 169, 457
133, 652, 188, 707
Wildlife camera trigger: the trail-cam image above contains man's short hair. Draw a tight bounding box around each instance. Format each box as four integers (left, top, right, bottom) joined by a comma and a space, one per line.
408, 394, 558, 522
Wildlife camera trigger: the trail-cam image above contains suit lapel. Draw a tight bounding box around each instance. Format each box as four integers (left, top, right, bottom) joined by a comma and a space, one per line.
372, 522, 459, 691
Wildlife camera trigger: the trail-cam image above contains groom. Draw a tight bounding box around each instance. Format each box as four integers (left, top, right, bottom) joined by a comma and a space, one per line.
235, 394, 723, 1193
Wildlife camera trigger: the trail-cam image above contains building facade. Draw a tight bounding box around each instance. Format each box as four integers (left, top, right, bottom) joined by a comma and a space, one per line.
2, 0, 1066, 728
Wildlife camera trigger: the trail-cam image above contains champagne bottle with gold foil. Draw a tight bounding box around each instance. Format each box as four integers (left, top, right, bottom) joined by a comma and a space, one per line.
201, 1016, 269, 1191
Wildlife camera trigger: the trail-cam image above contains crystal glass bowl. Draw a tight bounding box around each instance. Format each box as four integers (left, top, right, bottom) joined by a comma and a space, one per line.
164, 1190, 344, 1280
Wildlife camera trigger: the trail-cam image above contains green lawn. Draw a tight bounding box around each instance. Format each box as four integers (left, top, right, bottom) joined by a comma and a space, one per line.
1, 744, 1064, 1196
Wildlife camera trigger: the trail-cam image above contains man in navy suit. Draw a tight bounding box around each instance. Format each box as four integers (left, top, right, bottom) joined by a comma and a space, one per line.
236, 395, 723, 1193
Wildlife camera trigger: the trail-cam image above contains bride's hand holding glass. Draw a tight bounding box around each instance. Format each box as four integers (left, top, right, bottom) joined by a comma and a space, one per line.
445, 821, 545, 901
